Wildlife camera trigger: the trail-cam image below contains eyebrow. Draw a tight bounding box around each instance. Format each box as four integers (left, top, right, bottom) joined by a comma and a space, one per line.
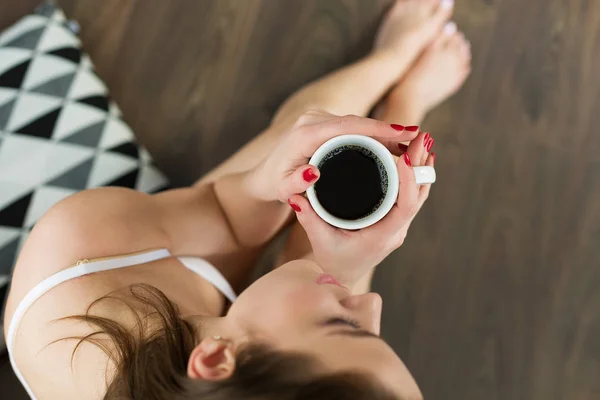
328, 329, 383, 341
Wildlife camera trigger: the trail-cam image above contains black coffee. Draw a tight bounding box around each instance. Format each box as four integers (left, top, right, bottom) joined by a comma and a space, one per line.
315, 146, 387, 220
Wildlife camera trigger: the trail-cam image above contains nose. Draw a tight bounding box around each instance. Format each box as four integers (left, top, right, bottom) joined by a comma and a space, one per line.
339, 293, 382, 335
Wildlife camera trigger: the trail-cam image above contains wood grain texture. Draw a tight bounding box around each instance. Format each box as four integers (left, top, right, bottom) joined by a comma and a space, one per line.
58, 0, 391, 185
0, 0, 41, 31
54, 0, 600, 399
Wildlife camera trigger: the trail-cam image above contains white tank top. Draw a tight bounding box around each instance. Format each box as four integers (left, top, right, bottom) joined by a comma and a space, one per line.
6, 248, 237, 400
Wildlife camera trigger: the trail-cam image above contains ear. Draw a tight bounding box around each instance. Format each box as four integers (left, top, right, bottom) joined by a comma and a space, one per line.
187, 337, 236, 381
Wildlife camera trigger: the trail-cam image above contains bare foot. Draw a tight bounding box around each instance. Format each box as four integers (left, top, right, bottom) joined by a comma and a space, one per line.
374, 23, 472, 123
374, 0, 454, 66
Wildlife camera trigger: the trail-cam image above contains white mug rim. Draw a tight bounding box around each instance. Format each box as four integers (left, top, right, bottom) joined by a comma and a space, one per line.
306, 135, 399, 230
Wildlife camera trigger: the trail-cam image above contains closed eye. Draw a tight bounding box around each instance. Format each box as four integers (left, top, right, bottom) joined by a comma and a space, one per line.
321, 317, 382, 340
323, 317, 362, 329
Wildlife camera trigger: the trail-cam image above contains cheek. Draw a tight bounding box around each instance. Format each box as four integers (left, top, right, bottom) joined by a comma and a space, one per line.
265, 285, 331, 331
285, 285, 330, 313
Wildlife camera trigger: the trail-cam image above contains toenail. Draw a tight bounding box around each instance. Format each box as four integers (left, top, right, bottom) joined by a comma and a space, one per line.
441, 0, 454, 10
444, 21, 457, 36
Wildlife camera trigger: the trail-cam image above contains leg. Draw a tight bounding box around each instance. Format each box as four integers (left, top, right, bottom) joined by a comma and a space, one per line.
193, 1, 457, 289
278, 26, 473, 294
197, 0, 453, 186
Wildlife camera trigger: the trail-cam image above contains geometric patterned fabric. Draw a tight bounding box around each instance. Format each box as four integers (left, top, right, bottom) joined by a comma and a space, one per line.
0, 3, 169, 308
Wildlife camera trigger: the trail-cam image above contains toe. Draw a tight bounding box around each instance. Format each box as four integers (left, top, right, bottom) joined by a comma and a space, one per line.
462, 38, 473, 62
425, 0, 441, 9
451, 31, 472, 61
443, 21, 458, 38
449, 32, 465, 49
387, 0, 403, 17
432, 0, 454, 22
404, 0, 440, 18
414, 0, 441, 13
432, 21, 456, 47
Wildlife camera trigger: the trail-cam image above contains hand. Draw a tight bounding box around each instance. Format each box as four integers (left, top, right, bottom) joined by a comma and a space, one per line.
248, 111, 418, 203
287, 131, 435, 288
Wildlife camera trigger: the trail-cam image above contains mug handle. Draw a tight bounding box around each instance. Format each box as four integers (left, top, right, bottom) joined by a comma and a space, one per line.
413, 166, 436, 185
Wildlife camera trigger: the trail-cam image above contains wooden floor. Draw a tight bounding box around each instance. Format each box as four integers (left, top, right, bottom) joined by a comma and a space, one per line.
9, 0, 600, 398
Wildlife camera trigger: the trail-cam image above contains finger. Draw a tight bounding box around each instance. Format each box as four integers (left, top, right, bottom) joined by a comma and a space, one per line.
418, 152, 435, 204
420, 133, 429, 165
398, 145, 420, 208
406, 131, 428, 168
293, 110, 337, 129
287, 194, 337, 243
298, 115, 419, 157
277, 165, 320, 202
391, 149, 421, 226
397, 142, 409, 156
360, 204, 413, 241
387, 125, 424, 158
361, 150, 421, 238
432, 0, 455, 27
378, 138, 409, 157
421, 132, 434, 165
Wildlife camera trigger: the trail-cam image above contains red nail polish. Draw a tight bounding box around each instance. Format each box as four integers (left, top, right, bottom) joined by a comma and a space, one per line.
431, 152, 436, 162
403, 153, 412, 167
391, 124, 405, 131
405, 126, 419, 132
288, 200, 301, 212
303, 168, 318, 182
427, 138, 435, 152
398, 143, 409, 152
423, 133, 431, 147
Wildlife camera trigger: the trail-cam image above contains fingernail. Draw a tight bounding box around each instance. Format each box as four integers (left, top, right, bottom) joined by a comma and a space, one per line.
441, 0, 454, 10
288, 199, 301, 212
405, 125, 419, 132
423, 133, 431, 147
431, 152, 436, 162
444, 21, 457, 36
427, 138, 435, 152
398, 143, 409, 152
391, 124, 405, 131
403, 153, 412, 167
303, 168, 318, 182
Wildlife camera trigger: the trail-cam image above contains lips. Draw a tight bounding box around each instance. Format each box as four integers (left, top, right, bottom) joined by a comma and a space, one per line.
315, 273, 345, 288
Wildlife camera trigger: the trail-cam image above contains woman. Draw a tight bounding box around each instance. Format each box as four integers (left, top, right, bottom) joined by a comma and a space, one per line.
3, 0, 471, 398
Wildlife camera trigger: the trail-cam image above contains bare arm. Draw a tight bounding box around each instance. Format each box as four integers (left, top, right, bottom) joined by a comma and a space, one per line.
154, 169, 294, 255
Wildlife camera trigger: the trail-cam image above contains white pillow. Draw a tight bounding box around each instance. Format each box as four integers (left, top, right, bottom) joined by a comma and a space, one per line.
0, 3, 169, 306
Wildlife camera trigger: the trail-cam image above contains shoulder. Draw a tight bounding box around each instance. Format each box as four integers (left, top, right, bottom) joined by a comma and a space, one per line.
18, 187, 171, 268
30, 186, 169, 248
4, 187, 171, 327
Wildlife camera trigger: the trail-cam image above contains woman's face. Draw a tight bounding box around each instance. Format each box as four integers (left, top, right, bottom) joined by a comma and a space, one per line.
227, 260, 422, 399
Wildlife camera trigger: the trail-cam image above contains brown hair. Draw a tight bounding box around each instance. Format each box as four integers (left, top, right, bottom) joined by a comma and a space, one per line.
58, 284, 398, 400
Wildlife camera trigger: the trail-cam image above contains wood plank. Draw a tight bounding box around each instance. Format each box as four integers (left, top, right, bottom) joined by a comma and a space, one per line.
0, 0, 41, 31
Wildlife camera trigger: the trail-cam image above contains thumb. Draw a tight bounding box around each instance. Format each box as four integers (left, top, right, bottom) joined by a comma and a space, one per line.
277, 165, 320, 202
287, 194, 336, 243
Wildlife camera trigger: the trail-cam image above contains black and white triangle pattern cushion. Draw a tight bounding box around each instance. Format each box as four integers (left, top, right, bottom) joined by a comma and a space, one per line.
0, 3, 169, 305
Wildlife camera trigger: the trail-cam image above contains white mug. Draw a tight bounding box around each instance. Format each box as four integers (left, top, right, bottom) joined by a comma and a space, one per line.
306, 135, 436, 230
